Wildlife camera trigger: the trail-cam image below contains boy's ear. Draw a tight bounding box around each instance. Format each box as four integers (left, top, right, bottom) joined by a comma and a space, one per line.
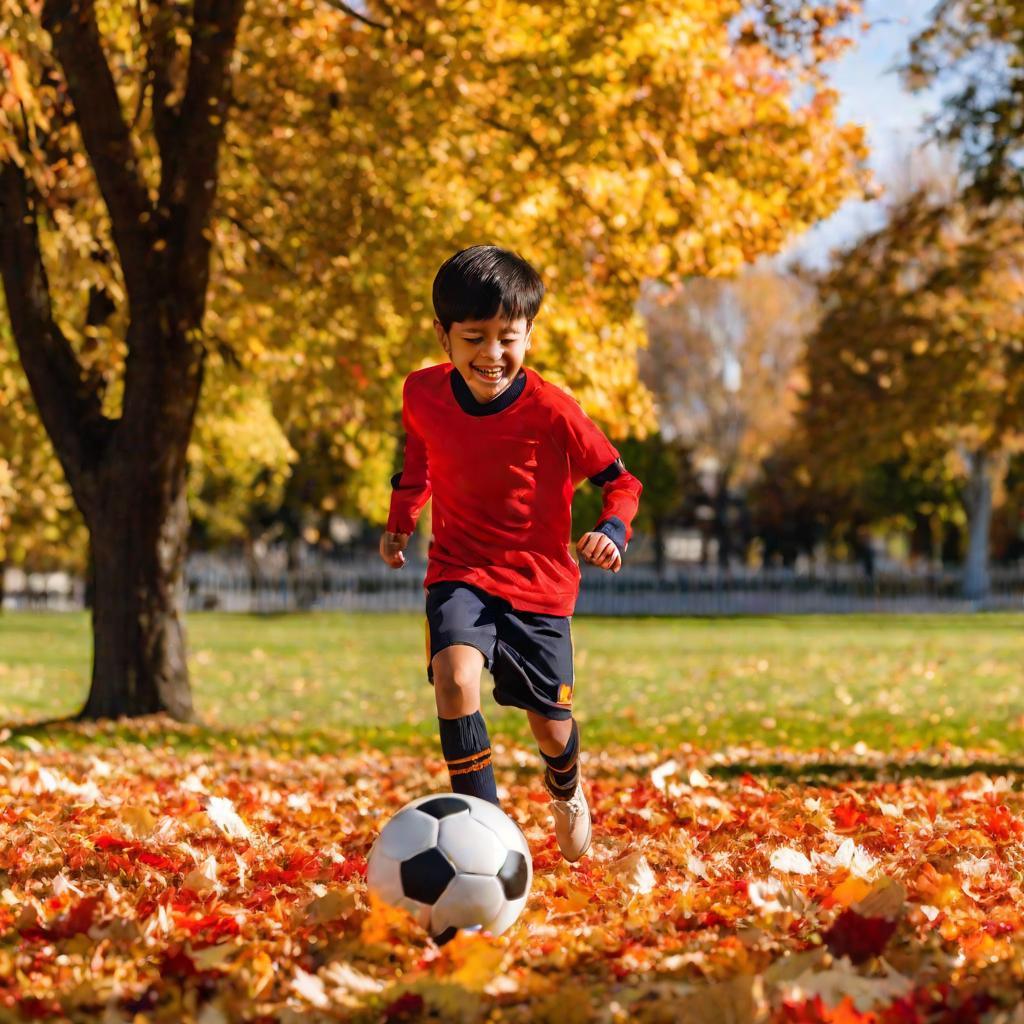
525, 320, 534, 348
434, 319, 450, 355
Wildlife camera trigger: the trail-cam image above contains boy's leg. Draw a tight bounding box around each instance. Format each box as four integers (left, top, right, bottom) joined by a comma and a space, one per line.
432, 644, 499, 805
528, 712, 578, 796
528, 711, 590, 861
488, 604, 589, 858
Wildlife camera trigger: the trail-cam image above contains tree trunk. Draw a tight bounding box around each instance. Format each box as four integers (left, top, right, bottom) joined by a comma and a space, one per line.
714, 467, 733, 569
652, 519, 666, 578
962, 448, 994, 601
81, 480, 195, 720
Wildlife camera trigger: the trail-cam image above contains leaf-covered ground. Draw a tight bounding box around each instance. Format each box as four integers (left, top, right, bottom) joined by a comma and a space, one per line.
4, 722, 1024, 1022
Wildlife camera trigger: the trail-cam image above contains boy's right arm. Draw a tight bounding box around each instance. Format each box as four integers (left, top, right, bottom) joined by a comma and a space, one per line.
381, 381, 431, 569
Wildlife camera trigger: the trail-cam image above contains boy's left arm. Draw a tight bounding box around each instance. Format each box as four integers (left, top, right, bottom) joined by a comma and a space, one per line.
561, 400, 643, 572
578, 459, 643, 572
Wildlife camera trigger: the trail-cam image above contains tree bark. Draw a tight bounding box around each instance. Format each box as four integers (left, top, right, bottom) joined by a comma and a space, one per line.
962, 448, 994, 601
82, 487, 195, 720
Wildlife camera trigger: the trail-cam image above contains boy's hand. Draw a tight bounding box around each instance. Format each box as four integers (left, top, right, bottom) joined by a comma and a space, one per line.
576, 531, 621, 573
380, 531, 410, 568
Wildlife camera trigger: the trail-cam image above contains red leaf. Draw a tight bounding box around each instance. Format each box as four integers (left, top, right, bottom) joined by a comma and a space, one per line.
159, 945, 198, 978
92, 833, 133, 851
384, 992, 424, 1020
136, 851, 180, 872
824, 908, 897, 964
47, 895, 100, 939
832, 799, 866, 831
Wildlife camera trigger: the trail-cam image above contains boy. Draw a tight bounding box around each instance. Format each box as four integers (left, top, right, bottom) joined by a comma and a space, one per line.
380, 246, 642, 862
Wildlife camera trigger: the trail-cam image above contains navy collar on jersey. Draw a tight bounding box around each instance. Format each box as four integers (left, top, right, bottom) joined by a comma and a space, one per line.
450, 367, 527, 416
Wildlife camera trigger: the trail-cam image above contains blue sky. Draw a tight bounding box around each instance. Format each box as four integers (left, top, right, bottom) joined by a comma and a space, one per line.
784, 0, 948, 267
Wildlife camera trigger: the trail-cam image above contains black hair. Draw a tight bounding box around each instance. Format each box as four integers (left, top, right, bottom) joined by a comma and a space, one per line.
432, 245, 545, 331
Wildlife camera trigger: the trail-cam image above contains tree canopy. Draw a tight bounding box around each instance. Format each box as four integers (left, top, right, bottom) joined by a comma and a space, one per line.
908, 1, 1024, 200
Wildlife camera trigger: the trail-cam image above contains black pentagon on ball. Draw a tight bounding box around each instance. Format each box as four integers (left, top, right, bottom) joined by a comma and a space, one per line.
432, 926, 459, 946
497, 850, 529, 900
417, 796, 471, 819
401, 847, 455, 904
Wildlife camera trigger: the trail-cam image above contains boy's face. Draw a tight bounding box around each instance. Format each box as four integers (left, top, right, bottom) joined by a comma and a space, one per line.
435, 314, 532, 403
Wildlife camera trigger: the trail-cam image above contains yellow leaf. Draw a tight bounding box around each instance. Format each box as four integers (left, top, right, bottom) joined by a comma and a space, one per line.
831, 874, 873, 908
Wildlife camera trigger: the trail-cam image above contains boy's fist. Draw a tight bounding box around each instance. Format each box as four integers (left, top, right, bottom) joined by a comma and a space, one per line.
576, 531, 621, 573
380, 531, 410, 568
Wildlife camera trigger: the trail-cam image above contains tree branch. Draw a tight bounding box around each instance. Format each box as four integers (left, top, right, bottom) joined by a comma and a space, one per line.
0, 161, 111, 521
41, 0, 156, 305
322, 0, 389, 31
477, 113, 603, 220
145, 0, 185, 162
160, 0, 246, 324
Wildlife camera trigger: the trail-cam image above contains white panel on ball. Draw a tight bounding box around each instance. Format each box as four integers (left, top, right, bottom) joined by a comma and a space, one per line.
430, 874, 505, 935
487, 895, 529, 937
437, 815, 507, 875
367, 849, 404, 904
377, 808, 440, 860
467, 799, 531, 855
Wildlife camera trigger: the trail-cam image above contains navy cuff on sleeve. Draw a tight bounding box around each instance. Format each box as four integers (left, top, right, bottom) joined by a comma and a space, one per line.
589, 459, 625, 486
390, 472, 403, 489
594, 516, 626, 555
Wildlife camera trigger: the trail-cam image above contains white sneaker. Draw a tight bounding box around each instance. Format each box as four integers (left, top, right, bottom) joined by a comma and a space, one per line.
549, 780, 592, 862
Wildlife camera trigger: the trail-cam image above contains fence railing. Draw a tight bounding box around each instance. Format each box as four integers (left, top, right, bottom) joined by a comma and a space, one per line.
3, 562, 1023, 615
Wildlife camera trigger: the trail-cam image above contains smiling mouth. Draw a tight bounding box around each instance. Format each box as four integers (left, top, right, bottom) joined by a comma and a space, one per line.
472, 366, 505, 383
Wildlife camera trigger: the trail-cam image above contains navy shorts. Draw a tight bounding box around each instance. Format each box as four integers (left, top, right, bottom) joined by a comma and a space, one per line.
425, 581, 575, 721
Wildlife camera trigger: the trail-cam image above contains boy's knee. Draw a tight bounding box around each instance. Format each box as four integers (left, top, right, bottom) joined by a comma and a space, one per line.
432, 646, 484, 709
434, 669, 478, 700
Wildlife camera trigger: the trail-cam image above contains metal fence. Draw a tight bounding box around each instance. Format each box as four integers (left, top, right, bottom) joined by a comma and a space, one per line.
181, 562, 1024, 615
4, 562, 1023, 615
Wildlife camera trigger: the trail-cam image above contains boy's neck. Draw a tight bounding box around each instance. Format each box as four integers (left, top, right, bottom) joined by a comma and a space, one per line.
450, 367, 528, 416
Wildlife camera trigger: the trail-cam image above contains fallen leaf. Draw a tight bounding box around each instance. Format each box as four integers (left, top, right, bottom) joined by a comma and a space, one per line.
291, 966, 329, 1008
608, 849, 656, 895
770, 847, 813, 875
781, 957, 913, 1012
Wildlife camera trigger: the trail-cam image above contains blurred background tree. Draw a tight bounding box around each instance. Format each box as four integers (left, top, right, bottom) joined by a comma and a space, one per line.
908, 0, 1024, 203
640, 268, 816, 566
800, 188, 1024, 598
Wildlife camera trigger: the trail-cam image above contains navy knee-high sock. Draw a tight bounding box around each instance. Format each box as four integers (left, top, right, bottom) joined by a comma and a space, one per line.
438, 711, 499, 806
541, 719, 580, 798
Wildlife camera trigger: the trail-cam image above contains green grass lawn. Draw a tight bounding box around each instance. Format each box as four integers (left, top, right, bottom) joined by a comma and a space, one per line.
2, 611, 1024, 754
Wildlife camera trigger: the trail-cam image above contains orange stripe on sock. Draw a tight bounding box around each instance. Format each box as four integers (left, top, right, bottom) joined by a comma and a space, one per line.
445, 747, 492, 767
449, 757, 492, 777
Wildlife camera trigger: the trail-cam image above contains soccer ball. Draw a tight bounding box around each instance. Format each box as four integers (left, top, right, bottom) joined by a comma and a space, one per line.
366, 793, 532, 943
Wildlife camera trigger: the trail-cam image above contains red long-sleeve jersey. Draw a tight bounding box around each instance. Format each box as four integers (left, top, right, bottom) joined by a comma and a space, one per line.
387, 363, 642, 615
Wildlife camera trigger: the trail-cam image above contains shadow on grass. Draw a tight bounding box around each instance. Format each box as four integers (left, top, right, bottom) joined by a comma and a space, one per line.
709, 759, 1024, 783
3, 716, 1023, 785
0, 713, 438, 757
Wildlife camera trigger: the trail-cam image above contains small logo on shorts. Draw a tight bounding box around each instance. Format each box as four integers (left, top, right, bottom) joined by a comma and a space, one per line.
556, 684, 573, 706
